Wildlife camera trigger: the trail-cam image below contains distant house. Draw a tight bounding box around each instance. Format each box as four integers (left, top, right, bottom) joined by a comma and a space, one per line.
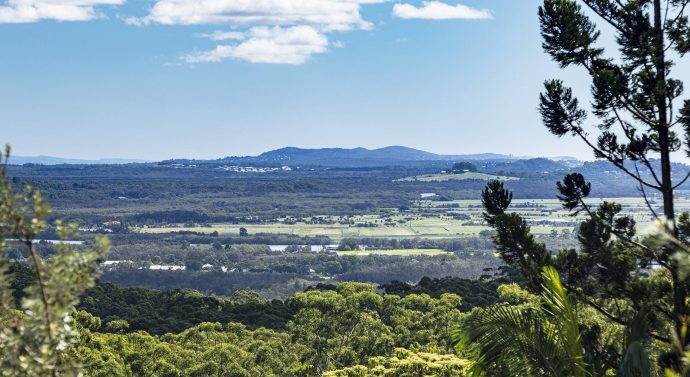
420, 193, 437, 199
102, 260, 133, 268
269, 245, 289, 252
312, 245, 334, 252
149, 264, 186, 271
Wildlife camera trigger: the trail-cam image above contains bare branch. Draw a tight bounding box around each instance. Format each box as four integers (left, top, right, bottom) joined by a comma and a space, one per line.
635, 163, 662, 221
673, 170, 690, 189
614, 107, 663, 186
21, 238, 54, 343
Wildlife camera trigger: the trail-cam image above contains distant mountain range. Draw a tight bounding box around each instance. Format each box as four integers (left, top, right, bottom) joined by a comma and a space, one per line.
244, 146, 529, 165
207, 146, 578, 167
11, 146, 578, 167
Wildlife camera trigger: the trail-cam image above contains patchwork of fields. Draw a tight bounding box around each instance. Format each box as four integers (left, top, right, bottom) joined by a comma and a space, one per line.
133, 196, 688, 241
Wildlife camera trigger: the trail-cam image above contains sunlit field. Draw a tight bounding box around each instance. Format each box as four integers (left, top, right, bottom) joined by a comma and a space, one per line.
132, 196, 684, 240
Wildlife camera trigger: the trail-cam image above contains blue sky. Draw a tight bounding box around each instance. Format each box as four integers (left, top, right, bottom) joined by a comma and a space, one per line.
0, 0, 667, 160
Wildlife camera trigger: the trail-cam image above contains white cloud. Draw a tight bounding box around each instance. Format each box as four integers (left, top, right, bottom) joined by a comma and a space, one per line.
130, 0, 391, 65
0, 0, 124, 23
129, 0, 385, 31
392, 1, 492, 20
184, 25, 328, 65
196, 30, 245, 41
128, 0, 388, 65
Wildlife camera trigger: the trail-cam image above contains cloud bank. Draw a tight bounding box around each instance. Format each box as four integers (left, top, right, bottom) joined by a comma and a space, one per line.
0, 0, 494, 64
127, 0, 381, 31
185, 25, 329, 65
129, 0, 389, 65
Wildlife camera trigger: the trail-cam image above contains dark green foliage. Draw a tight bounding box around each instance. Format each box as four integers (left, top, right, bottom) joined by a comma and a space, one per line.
78, 283, 294, 334
680, 100, 690, 158
131, 210, 211, 224
380, 276, 502, 310
539, 0, 601, 67
493, 213, 552, 291
556, 173, 591, 214
7, 261, 34, 306
481, 180, 512, 225
539, 79, 587, 137
482, 182, 551, 290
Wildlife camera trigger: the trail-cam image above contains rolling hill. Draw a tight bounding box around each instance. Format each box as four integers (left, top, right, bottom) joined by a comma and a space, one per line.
216, 146, 538, 167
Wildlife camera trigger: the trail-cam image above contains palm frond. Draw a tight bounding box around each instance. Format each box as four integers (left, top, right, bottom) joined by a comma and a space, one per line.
540, 267, 588, 377
455, 305, 574, 376
454, 267, 591, 377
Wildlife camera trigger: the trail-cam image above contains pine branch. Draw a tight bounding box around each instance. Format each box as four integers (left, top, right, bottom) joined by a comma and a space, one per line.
614, 107, 663, 186
571, 127, 660, 190
581, 0, 624, 33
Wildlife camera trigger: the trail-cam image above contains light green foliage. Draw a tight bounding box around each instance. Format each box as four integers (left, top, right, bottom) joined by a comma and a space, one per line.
0, 146, 110, 377
288, 283, 395, 375
287, 282, 466, 375
495, 283, 538, 305
323, 348, 470, 377
383, 293, 465, 352
66, 281, 469, 376
228, 289, 267, 305
73, 321, 307, 377
104, 319, 130, 334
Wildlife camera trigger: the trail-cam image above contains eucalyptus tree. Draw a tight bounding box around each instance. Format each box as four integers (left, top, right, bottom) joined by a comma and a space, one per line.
0, 145, 110, 376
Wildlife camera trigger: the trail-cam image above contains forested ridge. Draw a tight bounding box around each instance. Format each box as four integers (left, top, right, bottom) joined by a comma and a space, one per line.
69, 282, 472, 376
6, 258, 502, 375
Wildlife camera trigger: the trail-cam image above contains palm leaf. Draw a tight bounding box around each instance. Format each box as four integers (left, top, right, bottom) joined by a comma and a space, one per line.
454, 267, 590, 377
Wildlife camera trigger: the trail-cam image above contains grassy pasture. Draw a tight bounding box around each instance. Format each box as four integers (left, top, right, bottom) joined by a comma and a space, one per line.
134, 219, 566, 240
336, 249, 449, 256
395, 172, 519, 182
132, 196, 687, 241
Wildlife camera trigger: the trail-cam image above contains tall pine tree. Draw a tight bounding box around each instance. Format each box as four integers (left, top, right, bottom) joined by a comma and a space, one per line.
482, 0, 690, 372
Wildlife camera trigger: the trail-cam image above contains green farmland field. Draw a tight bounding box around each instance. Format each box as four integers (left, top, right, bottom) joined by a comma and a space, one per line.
395, 172, 519, 182
133, 218, 566, 240
131, 196, 688, 241
336, 249, 449, 256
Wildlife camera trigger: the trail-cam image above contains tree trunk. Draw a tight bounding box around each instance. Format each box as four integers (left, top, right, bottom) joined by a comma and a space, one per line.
653, 0, 686, 344
654, 0, 674, 226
